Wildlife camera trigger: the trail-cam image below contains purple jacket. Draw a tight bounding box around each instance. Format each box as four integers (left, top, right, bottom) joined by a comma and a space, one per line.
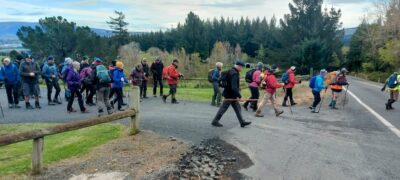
66, 69, 81, 91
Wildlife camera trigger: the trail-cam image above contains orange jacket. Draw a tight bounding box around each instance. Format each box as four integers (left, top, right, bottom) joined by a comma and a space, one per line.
165, 65, 180, 85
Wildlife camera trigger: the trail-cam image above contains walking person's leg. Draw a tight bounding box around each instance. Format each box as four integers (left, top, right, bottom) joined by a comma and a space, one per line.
288, 88, 296, 105
116, 88, 124, 110
311, 91, 321, 112
5, 84, 14, 107
46, 81, 55, 105
282, 88, 289, 106
171, 85, 178, 103
153, 76, 157, 97
97, 88, 105, 114
12, 84, 20, 108
67, 90, 75, 112
86, 86, 95, 105
243, 86, 252, 110
255, 93, 268, 117
76, 89, 87, 112
216, 87, 222, 106
266, 92, 283, 116
159, 78, 164, 96
142, 80, 148, 98
252, 86, 260, 111
103, 87, 113, 114
54, 81, 61, 104
212, 101, 231, 127
33, 83, 41, 109
211, 82, 219, 106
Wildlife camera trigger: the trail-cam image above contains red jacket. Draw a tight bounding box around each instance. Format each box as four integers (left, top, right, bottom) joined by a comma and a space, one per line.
284, 69, 299, 89
165, 65, 180, 85
265, 70, 283, 94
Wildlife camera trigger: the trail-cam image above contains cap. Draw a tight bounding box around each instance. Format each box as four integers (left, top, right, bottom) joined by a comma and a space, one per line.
257, 62, 264, 69
341, 68, 348, 73
47, 56, 54, 61
173, 59, 179, 63
116, 61, 124, 69
95, 57, 102, 62
235, 60, 245, 67
290, 66, 296, 70
271, 64, 277, 70
26, 54, 32, 59
320, 69, 327, 73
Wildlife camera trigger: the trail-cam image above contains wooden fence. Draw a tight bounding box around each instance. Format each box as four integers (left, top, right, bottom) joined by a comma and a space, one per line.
0, 86, 141, 175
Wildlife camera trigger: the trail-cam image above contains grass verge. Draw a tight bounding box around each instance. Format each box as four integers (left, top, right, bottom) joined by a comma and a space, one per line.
0, 123, 123, 175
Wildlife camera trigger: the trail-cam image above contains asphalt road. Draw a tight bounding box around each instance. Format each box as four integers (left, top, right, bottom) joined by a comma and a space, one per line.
0, 77, 400, 179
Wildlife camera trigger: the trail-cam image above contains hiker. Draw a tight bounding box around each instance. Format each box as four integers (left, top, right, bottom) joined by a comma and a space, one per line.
108, 60, 117, 99
19, 55, 42, 109
282, 66, 301, 106
80, 56, 90, 72
66, 61, 89, 113
130, 64, 144, 100
86, 58, 104, 106
42, 56, 62, 105
151, 58, 164, 97
141, 58, 150, 99
243, 62, 263, 111
327, 68, 349, 109
1, 57, 21, 108
310, 69, 328, 113
255, 65, 284, 117
211, 61, 252, 128
60, 57, 74, 102
210, 62, 223, 106
162, 59, 183, 104
381, 72, 400, 110
91, 60, 113, 116
14, 55, 24, 101
79, 62, 93, 99
111, 61, 128, 111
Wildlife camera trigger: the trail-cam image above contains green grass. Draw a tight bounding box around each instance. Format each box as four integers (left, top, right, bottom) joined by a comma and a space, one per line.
0, 123, 123, 175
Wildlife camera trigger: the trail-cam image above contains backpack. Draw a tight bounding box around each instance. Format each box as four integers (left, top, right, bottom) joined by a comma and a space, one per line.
309, 76, 317, 89
388, 74, 398, 88
245, 69, 256, 83
96, 65, 111, 83
208, 69, 215, 83
219, 70, 231, 88
80, 67, 93, 85
334, 74, 347, 85
281, 72, 289, 84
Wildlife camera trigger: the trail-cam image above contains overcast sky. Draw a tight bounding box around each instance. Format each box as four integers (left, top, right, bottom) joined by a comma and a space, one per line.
1, 0, 376, 31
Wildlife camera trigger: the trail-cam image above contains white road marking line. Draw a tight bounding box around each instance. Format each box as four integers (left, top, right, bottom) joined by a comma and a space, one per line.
347, 89, 400, 138
357, 81, 382, 88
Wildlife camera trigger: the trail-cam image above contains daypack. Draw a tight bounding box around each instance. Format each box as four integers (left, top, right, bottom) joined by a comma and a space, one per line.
388, 74, 398, 88
281, 72, 289, 84
219, 70, 230, 88
309, 76, 317, 89
80, 67, 93, 85
208, 69, 215, 83
96, 65, 111, 83
334, 74, 347, 85
245, 69, 257, 83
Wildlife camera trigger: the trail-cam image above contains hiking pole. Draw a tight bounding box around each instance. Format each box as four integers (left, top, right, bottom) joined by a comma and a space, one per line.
0, 100, 4, 118
317, 89, 327, 113
343, 84, 350, 109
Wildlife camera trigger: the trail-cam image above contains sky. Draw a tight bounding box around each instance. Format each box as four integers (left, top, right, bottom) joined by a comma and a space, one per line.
0, 0, 377, 31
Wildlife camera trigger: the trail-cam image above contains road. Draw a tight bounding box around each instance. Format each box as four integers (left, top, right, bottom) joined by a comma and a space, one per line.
0, 76, 400, 179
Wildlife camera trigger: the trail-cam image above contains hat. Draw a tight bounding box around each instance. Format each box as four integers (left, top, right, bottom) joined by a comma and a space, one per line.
173, 59, 179, 63
111, 60, 117, 66
26, 54, 32, 59
116, 61, 124, 69
257, 62, 263, 69
235, 60, 245, 67
271, 64, 277, 70
290, 66, 296, 70
65, 57, 73, 64
83, 56, 89, 60
341, 68, 348, 73
47, 56, 54, 61
320, 69, 327, 73
95, 57, 102, 62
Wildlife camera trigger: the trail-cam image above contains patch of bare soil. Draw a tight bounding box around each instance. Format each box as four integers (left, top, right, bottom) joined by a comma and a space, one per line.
34, 130, 189, 180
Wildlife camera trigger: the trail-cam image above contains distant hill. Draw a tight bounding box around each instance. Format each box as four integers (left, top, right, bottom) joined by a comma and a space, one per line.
342, 27, 357, 46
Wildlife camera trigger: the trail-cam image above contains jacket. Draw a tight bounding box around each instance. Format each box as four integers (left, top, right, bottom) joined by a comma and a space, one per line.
112, 68, 128, 88
313, 75, 326, 92
130, 68, 143, 86
165, 65, 180, 85
249, 70, 262, 88
142, 63, 150, 78
66, 69, 81, 91
284, 69, 299, 89
386, 74, 400, 91
19, 61, 40, 84
211, 68, 221, 82
223, 68, 241, 99
264, 70, 283, 95
151, 62, 164, 79
42, 63, 60, 81
1, 63, 21, 85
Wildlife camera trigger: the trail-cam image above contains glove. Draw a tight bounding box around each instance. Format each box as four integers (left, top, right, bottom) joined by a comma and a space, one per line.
381, 87, 386, 92
121, 77, 124, 82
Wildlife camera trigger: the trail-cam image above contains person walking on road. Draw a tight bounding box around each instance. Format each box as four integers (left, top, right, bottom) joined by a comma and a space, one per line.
80, 56, 90, 72
381, 72, 400, 110
210, 62, 223, 106
92, 62, 113, 117
310, 69, 328, 113
211, 61, 252, 128
19, 55, 42, 109
66, 61, 89, 113
86, 58, 104, 106
243, 62, 263, 111
42, 56, 62, 105
141, 58, 150, 99
327, 68, 349, 109
282, 66, 301, 107
130, 64, 144, 101
162, 59, 183, 104
13, 55, 24, 101
151, 58, 164, 97
255, 65, 284, 117
1, 57, 21, 108
111, 61, 128, 111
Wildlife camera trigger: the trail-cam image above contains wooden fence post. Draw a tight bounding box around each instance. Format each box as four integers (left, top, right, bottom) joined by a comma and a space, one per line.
130, 86, 140, 135
32, 137, 43, 174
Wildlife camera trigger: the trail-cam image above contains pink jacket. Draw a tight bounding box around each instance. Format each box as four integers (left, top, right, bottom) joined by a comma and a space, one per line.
264, 70, 283, 95
284, 69, 299, 89
249, 70, 261, 87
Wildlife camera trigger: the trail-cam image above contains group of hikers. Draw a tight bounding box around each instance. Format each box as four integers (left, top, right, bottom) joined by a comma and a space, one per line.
208, 60, 399, 128
0, 55, 183, 116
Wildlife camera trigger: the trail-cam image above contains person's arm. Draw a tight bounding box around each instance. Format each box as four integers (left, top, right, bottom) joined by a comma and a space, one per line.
34, 63, 40, 75
289, 73, 298, 84
19, 63, 30, 77
270, 75, 283, 88
230, 72, 241, 98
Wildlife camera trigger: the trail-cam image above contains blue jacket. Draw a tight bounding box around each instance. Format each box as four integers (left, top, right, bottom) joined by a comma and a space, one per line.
211, 68, 220, 82
313, 75, 326, 92
112, 68, 128, 88
42, 63, 60, 80
1, 63, 21, 85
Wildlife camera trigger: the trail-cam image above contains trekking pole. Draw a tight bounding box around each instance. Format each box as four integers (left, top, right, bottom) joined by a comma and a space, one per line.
317, 89, 327, 113
343, 84, 350, 109
0, 100, 4, 118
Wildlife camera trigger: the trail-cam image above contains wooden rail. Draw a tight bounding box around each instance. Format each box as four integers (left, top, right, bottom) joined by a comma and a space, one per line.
0, 86, 141, 175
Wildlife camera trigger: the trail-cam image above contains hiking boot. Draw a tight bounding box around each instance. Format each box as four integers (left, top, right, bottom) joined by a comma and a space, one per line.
310, 107, 319, 113
275, 110, 284, 117
291, 102, 297, 106
143, 96, 149, 99
14, 104, 21, 109
81, 109, 90, 113
122, 102, 127, 106
110, 101, 115, 109
241, 121, 252, 128
68, 108, 77, 113
9, 104, 14, 109
35, 101, 41, 109
162, 95, 167, 103
98, 109, 104, 117
211, 122, 223, 127
48, 101, 56, 106
172, 99, 179, 104
282, 102, 288, 107
107, 108, 113, 115
309, 106, 313, 110
53, 99, 62, 104
26, 102, 34, 109
153, 95, 157, 98
118, 108, 125, 111
386, 103, 390, 110
255, 113, 264, 117
87, 102, 96, 106
243, 104, 249, 111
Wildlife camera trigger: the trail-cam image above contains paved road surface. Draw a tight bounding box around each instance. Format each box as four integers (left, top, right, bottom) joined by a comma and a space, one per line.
0, 76, 399, 179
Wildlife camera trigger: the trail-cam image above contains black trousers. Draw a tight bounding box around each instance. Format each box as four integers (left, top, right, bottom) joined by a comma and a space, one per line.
5, 84, 19, 105
312, 91, 321, 108
153, 76, 163, 96
86, 85, 95, 104
212, 101, 245, 124
283, 88, 294, 104
244, 86, 259, 110
67, 89, 85, 111
112, 88, 123, 109
80, 83, 91, 97
141, 79, 148, 97
46, 80, 61, 102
